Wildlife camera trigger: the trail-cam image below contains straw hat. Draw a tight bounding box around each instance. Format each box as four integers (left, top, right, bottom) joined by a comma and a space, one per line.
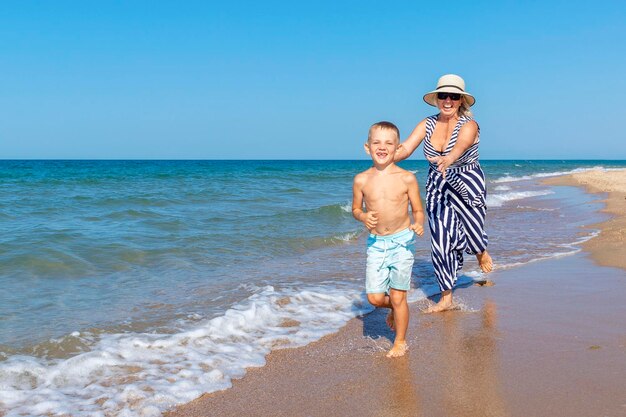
423, 74, 476, 107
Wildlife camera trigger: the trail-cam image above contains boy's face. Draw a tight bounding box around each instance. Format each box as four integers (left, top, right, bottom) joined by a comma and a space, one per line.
365, 127, 399, 165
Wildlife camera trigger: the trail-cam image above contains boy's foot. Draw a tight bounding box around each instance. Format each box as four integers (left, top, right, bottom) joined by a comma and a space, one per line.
386, 341, 408, 358
424, 299, 455, 313
476, 251, 493, 273
386, 310, 395, 331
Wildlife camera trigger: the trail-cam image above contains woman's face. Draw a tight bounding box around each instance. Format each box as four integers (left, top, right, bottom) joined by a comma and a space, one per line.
436, 92, 463, 117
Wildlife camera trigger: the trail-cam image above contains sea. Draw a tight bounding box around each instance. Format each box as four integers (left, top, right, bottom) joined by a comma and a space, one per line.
1, 159, 624, 416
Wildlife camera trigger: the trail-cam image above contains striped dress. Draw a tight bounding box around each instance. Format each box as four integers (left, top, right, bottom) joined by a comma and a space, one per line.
423, 114, 488, 291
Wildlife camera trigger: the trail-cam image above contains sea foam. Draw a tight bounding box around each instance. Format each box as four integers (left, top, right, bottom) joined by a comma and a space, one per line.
487, 190, 553, 207
492, 166, 606, 183
0, 285, 373, 416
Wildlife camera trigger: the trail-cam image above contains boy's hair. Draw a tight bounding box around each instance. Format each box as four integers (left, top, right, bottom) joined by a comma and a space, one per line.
368, 121, 400, 142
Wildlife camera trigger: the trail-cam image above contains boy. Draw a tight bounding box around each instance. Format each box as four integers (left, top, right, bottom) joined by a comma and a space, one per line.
352, 121, 425, 358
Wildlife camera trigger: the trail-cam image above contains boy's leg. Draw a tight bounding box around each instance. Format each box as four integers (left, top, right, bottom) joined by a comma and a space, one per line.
366, 235, 395, 330
387, 288, 409, 358
366, 293, 395, 330
366, 293, 391, 308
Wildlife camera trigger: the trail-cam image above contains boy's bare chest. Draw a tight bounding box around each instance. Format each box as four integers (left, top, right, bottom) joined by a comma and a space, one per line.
363, 177, 406, 201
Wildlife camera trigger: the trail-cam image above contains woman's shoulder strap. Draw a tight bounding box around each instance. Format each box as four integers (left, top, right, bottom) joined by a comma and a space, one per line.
459, 115, 479, 130
456, 115, 480, 141
424, 114, 438, 133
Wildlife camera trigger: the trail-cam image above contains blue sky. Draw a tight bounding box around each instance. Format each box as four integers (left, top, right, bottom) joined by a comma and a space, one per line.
1, 1, 624, 159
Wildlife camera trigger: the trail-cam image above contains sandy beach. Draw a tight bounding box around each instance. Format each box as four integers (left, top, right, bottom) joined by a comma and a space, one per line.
544, 168, 626, 270
167, 169, 626, 417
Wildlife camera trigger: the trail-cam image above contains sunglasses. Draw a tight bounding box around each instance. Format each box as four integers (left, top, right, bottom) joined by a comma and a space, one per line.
437, 92, 461, 101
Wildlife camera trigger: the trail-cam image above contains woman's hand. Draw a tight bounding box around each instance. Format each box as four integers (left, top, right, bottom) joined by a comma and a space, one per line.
427, 155, 452, 179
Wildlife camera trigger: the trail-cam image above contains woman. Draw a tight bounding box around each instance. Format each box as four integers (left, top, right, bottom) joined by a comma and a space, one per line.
395, 74, 493, 313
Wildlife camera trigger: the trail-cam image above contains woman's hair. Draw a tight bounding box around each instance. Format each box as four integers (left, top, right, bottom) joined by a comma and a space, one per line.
458, 96, 473, 117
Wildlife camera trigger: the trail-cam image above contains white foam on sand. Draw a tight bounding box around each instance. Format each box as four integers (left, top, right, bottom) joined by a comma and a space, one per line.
492, 166, 607, 184
0, 285, 374, 417
407, 275, 475, 303
493, 230, 600, 271
487, 190, 553, 207
0, 274, 448, 417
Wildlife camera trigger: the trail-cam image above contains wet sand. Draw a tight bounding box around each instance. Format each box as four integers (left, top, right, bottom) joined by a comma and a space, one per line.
167, 170, 626, 417
544, 168, 626, 270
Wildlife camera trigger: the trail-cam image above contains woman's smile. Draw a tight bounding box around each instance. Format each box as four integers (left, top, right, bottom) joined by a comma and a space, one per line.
438, 98, 459, 114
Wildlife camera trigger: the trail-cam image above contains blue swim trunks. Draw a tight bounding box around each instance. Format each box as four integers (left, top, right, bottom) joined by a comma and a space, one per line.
365, 228, 416, 294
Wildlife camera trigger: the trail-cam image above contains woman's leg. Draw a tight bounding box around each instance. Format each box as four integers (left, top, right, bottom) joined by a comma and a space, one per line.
453, 200, 492, 273
425, 289, 453, 313
426, 202, 464, 313
476, 251, 493, 272
454, 168, 492, 272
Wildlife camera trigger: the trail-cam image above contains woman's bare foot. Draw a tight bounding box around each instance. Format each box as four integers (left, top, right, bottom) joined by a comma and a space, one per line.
386, 341, 408, 358
476, 251, 493, 273
424, 290, 454, 313
386, 310, 395, 331
424, 299, 455, 313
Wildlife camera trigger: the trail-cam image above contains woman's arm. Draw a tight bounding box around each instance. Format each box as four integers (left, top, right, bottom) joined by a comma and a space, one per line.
394, 119, 427, 162
427, 120, 478, 178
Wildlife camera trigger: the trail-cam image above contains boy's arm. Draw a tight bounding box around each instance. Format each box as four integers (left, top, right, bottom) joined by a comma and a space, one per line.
426, 120, 478, 178
394, 119, 427, 162
404, 173, 424, 236
352, 174, 378, 231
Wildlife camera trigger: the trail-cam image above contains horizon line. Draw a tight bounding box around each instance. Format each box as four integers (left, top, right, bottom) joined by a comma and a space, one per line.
1, 158, 626, 162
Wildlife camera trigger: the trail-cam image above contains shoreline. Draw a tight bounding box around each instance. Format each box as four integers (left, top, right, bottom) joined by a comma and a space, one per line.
543, 168, 626, 270
166, 170, 626, 417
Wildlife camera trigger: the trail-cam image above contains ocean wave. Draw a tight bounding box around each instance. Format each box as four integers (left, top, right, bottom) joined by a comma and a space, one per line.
515, 205, 557, 212
568, 229, 600, 246
492, 166, 607, 183
0, 285, 373, 417
492, 230, 599, 271
331, 230, 363, 242
494, 249, 581, 270
0, 242, 197, 279
487, 190, 553, 207
0, 270, 451, 417
101, 208, 165, 220
96, 196, 174, 208
247, 202, 353, 222
280, 229, 364, 252
314, 203, 353, 217
0, 249, 96, 277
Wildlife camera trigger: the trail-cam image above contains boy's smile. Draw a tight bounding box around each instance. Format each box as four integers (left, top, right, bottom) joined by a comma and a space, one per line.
366, 128, 399, 166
